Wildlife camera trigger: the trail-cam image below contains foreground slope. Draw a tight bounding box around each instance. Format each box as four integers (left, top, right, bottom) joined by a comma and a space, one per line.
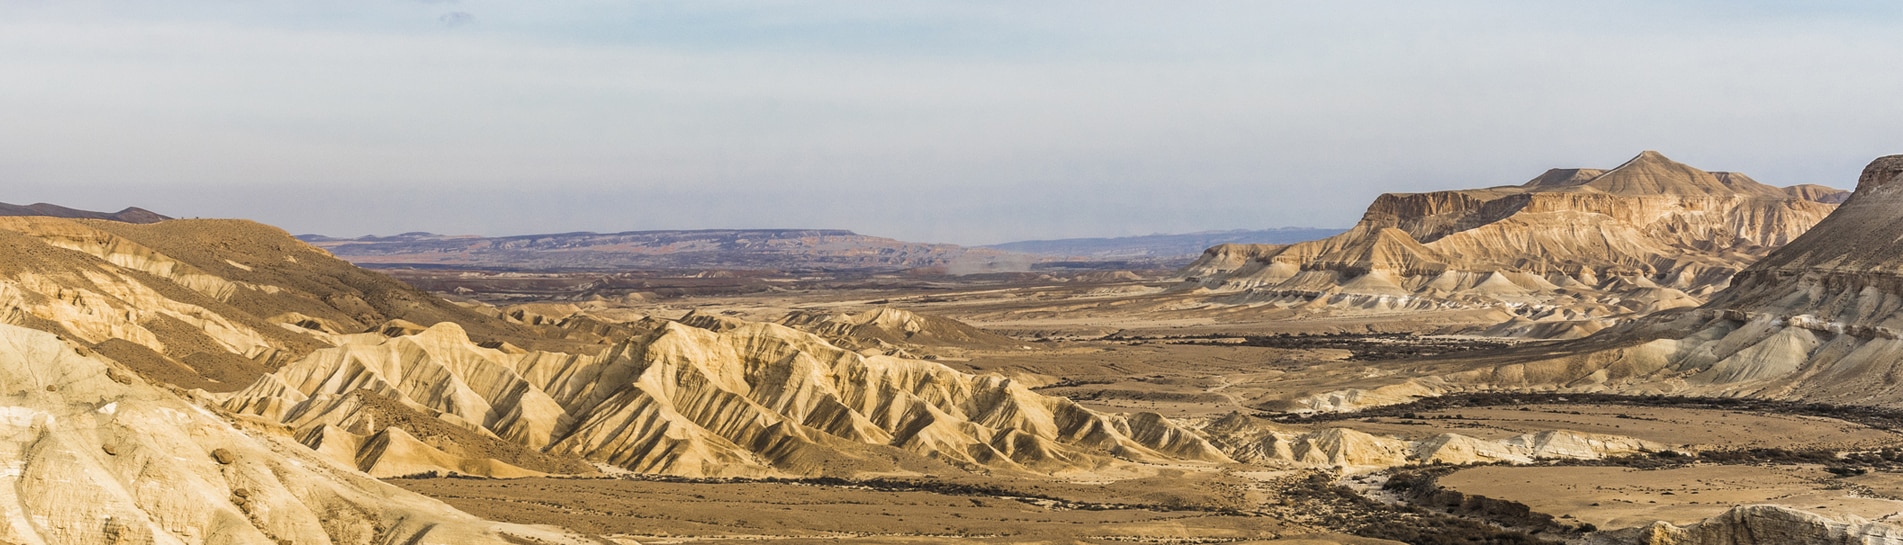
0, 217, 565, 392
1179, 151, 1844, 337
0, 322, 585, 544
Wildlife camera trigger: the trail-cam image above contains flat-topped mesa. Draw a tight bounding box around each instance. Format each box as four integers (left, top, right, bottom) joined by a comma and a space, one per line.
1278, 154, 1903, 412
1178, 151, 1845, 337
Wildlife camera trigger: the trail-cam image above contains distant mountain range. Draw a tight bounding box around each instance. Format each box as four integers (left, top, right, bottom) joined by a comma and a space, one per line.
298, 229, 1031, 273
298, 227, 1347, 273
982, 228, 1346, 261
0, 201, 168, 223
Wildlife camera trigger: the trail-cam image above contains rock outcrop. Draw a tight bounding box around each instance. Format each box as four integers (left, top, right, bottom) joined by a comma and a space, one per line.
1180, 152, 1844, 337
0, 322, 587, 545
1587, 505, 1903, 545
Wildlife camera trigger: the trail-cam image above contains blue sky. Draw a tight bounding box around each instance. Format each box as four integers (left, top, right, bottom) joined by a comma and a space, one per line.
3, 1, 1901, 244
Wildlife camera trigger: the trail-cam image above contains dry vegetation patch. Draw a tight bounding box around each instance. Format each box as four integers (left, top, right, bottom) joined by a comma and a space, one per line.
1435, 464, 1903, 531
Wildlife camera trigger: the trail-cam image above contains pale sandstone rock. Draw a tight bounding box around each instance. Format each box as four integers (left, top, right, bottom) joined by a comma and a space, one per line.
1280, 155, 1903, 412
1196, 413, 1659, 470
1587, 505, 1903, 545
220, 319, 1232, 478
0, 323, 589, 545
1180, 152, 1843, 337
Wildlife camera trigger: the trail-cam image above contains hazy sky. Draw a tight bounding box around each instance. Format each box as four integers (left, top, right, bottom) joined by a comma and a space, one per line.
4, 1, 1902, 244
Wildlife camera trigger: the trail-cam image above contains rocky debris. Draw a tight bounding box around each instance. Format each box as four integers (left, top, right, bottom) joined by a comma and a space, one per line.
1268, 472, 1554, 544
1382, 469, 1577, 534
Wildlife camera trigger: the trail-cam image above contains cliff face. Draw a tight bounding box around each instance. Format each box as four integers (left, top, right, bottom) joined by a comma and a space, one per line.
1593, 154, 1903, 404
1180, 151, 1845, 337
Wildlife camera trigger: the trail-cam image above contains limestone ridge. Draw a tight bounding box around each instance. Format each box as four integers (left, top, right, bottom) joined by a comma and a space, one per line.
217, 319, 1231, 478
0, 323, 588, 544
1179, 151, 1846, 337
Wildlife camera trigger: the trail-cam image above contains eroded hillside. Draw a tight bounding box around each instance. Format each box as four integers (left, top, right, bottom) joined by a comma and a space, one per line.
0, 322, 590, 544
1253, 154, 1903, 413
1178, 151, 1844, 338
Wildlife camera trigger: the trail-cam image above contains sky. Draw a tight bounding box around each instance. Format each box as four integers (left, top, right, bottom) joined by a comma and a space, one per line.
3, 1, 1902, 245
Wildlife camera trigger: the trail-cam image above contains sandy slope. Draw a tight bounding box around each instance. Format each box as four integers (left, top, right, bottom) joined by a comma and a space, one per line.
218, 318, 1230, 478
0, 323, 588, 544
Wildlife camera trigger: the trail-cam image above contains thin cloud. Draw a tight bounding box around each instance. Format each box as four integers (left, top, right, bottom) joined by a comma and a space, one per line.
0, 2, 1899, 244
439, 11, 474, 28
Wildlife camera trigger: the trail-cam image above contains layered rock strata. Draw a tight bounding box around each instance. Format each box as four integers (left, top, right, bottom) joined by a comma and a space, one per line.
1180, 151, 1844, 337
1277, 155, 1903, 412
217, 319, 1232, 478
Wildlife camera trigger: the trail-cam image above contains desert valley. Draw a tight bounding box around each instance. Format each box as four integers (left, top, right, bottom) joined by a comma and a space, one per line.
11, 3, 1903, 543
6, 150, 1903, 544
